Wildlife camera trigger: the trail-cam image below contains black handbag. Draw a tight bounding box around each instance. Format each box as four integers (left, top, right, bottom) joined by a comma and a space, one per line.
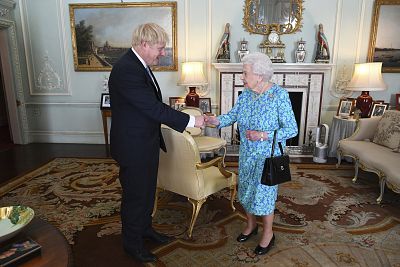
261, 130, 291, 186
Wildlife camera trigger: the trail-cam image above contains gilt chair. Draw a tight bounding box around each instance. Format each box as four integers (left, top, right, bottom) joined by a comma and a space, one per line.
179, 106, 227, 162
153, 126, 237, 238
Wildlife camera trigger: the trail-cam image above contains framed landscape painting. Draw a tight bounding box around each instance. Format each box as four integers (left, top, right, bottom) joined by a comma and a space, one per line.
69, 2, 177, 71
367, 0, 400, 73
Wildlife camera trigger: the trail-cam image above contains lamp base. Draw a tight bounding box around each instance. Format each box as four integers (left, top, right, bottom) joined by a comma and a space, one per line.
185, 86, 200, 107
356, 91, 373, 118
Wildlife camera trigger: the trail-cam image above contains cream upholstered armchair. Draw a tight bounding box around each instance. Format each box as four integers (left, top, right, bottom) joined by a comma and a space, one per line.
179, 106, 227, 161
153, 126, 237, 237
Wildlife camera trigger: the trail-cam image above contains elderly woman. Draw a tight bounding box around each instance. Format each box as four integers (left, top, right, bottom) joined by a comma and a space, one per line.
205, 52, 298, 255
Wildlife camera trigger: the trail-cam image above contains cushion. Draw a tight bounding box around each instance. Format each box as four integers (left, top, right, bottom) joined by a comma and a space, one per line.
372, 110, 400, 150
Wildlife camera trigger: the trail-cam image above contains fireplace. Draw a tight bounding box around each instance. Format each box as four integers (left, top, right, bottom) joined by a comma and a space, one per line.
212, 63, 333, 148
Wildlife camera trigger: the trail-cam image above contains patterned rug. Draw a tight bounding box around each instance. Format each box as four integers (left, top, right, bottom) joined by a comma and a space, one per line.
0, 158, 399, 267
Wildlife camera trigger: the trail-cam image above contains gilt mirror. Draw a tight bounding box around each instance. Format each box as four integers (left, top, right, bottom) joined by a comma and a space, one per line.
243, 0, 304, 35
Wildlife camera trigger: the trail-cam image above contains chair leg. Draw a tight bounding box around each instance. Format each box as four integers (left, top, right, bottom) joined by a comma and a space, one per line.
352, 160, 359, 183
221, 146, 227, 167
230, 185, 237, 211
336, 150, 342, 168
187, 198, 206, 238
377, 176, 386, 204
151, 187, 160, 217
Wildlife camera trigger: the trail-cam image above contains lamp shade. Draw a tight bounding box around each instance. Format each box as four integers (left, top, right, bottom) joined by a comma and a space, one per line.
178, 62, 207, 86
347, 62, 387, 92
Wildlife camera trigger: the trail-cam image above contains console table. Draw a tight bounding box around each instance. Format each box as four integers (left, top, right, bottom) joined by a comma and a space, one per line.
101, 109, 111, 155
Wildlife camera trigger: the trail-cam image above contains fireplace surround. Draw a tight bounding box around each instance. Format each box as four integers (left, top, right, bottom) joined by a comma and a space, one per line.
213, 63, 333, 147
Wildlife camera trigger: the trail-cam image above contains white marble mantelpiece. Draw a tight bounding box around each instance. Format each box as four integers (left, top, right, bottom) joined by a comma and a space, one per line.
212, 63, 334, 146
213, 63, 334, 73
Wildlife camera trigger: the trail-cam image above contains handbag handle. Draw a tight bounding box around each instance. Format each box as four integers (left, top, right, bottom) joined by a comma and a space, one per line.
270, 130, 284, 157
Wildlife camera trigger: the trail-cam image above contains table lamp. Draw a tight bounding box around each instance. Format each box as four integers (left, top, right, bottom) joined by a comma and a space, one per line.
177, 62, 207, 107
346, 62, 387, 118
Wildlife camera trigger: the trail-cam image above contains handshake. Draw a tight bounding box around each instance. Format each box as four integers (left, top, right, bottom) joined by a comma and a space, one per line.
194, 115, 220, 128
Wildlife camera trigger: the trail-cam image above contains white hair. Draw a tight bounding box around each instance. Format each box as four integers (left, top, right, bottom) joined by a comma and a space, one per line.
131, 23, 169, 47
241, 52, 274, 81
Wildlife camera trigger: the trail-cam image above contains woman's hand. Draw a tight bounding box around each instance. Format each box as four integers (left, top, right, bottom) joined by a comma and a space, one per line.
204, 115, 220, 126
246, 130, 267, 141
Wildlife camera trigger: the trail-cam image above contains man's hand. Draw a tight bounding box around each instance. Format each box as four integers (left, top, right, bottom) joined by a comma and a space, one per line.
194, 115, 205, 128
204, 115, 220, 126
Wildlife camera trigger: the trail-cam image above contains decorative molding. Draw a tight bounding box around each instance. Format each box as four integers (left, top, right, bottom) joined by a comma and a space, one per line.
25, 102, 100, 107
35, 52, 63, 92
0, 8, 10, 17
21, 0, 70, 96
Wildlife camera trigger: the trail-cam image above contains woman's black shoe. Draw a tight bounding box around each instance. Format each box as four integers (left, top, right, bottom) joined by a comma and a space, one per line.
236, 225, 258, 242
254, 234, 275, 255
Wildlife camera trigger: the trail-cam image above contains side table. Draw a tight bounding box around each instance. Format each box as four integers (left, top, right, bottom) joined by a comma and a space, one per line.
4, 217, 72, 267
327, 116, 358, 158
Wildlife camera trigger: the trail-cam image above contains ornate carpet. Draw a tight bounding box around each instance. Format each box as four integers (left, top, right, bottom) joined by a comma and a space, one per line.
0, 158, 399, 266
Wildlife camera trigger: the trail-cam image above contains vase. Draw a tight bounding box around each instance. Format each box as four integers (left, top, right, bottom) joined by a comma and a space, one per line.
185, 87, 199, 107
295, 39, 306, 63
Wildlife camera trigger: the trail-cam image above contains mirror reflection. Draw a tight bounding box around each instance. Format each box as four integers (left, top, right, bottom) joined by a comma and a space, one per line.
243, 0, 303, 35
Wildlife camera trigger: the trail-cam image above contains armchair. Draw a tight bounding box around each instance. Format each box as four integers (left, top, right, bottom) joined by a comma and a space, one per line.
179, 106, 227, 161
153, 126, 237, 237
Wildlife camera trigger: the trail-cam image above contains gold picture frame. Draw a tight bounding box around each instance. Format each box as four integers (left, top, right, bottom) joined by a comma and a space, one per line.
367, 0, 400, 73
69, 2, 177, 72
242, 0, 304, 35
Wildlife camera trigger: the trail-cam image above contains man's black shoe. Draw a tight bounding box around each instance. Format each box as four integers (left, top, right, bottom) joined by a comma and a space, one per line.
144, 229, 173, 244
124, 247, 157, 263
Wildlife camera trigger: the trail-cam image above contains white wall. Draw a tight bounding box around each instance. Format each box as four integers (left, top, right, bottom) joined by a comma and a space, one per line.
11, 0, 400, 143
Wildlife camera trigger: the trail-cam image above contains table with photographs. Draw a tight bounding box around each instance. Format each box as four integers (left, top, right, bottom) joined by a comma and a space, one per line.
0, 217, 72, 267
327, 116, 358, 158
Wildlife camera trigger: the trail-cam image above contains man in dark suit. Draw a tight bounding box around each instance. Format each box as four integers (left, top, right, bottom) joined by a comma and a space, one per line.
108, 23, 204, 263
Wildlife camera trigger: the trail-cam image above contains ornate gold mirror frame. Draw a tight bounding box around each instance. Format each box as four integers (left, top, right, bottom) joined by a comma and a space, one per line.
243, 0, 304, 35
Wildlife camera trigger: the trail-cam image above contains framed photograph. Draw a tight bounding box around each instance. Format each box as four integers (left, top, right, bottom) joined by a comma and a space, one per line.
370, 103, 389, 117
396, 94, 400, 110
69, 2, 177, 71
199, 98, 212, 113
346, 98, 357, 115
367, 0, 400, 73
169, 97, 185, 110
100, 93, 111, 109
337, 99, 353, 117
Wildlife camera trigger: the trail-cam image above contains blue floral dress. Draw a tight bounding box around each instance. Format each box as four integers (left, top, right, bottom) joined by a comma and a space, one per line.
218, 84, 298, 215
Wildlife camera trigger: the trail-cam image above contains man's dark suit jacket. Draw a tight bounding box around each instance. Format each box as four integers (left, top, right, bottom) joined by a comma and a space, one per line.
108, 49, 189, 166
108, 49, 190, 249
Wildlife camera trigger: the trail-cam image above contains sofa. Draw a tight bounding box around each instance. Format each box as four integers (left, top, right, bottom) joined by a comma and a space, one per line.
337, 110, 400, 203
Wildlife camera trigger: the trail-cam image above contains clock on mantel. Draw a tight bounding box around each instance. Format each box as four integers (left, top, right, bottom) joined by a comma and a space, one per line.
259, 29, 286, 63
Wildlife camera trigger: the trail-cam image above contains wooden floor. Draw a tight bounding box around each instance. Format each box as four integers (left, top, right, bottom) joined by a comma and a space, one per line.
0, 143, 340, 186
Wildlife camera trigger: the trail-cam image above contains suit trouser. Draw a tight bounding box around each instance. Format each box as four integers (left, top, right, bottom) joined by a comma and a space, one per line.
118, 151, 159, 250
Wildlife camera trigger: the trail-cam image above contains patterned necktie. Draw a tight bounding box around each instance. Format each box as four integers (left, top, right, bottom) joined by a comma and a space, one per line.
146, 67, 162, 100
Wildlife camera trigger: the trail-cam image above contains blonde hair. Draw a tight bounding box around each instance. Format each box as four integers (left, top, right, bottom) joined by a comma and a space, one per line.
131, 23, 169, 47
242, 52, 274, 81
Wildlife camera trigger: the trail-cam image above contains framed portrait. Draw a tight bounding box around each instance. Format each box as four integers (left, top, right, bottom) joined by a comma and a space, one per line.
169, 97, 185, 110
370, 103, 389, 117
367, 0, 400, 73
199, 98, 212, 113
100, 93, 111, 109
337, 99, 353, 117
69, 2, 177, 71
396, 94, 400, 110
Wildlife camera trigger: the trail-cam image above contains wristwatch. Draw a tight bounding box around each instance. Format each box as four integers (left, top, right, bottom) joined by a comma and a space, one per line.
260, 132, 264, 141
